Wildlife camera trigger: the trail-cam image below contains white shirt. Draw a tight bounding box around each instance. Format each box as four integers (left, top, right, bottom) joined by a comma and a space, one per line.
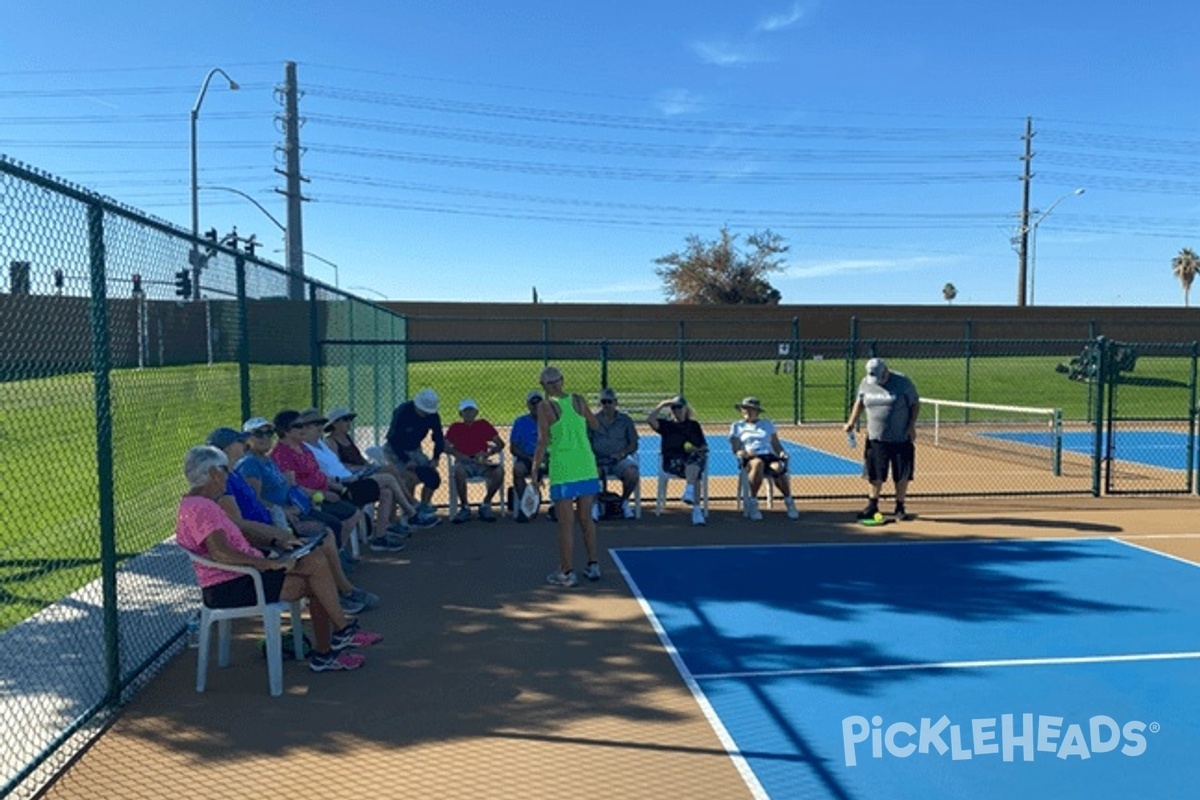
305, 439, 353, 480
730, 418, 777, 456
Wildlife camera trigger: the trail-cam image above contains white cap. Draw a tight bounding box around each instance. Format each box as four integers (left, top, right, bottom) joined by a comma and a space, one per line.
865, 358, 888, 385
458, 397, 479, 412
242, 416, 271, 433
413, 388, 439, 414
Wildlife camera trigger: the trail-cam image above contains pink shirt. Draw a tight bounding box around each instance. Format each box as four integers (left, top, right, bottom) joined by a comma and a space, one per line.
176, 495, 261, 588
270, 441, 329, 491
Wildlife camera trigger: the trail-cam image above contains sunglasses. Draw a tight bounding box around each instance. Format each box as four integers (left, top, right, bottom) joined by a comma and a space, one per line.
250, 429, 275, 438
670, 404, 684, 410
600, 399, 615, 405
528, 398, 541, 405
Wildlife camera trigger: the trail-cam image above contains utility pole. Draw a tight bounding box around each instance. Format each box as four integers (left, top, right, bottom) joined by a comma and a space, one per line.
1015, 117, 1034, 307
275, 61, 309, 301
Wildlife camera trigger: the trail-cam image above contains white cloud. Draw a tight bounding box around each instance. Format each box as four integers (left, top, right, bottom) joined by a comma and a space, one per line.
691, 40, 765, 67
656, 88, 705, 117
784, 256, 949, 279
757, 3, 807, 32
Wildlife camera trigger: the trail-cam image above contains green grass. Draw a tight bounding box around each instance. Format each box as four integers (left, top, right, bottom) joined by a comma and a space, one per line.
1, 352, 1195, 630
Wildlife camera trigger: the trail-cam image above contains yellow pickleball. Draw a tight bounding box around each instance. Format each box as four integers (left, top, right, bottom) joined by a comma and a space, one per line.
873, 512, 884, 522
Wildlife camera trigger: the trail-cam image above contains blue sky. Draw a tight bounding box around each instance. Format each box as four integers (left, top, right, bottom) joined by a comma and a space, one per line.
1, 1, 1196, 306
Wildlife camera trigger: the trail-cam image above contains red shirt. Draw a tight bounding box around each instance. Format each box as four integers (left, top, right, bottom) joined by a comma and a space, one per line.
270, 441, 329, 490
445, 419, 499, 459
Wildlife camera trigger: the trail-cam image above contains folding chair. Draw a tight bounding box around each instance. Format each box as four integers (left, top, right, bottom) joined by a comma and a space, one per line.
447, 453, 506, 517
737, 463, 776, 517
186, 551, 305, 697
599, 459, 642, 519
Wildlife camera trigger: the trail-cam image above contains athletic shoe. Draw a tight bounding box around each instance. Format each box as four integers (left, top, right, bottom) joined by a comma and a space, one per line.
681, 485, 696, 505
408, 512, 440, 529
785, 497, 800, 520
309, 650, 365, 672
345, 586, 380, 611
330, 622, 383, 651
338, 594, 366, 615
584, 561, 602, 581
893, 504, 912, 521
478, 504, 497, 522
368, 534, 406, 552
856, 501, 879, 520
546, 570, 578, 588
452, 507, 472, 524
386, 521, 412, 538
746, 497, 763, 521
590, 504, 600, 522
692, 506, 706, 526
622, 501, 635, 519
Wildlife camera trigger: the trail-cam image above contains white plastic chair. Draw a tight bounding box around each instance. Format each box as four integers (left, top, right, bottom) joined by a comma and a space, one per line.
186, 551, 305, 697
448, 453, 506, 517
736, 462, 777, 517
654, 464, 709, 516
599, 459, 642, 519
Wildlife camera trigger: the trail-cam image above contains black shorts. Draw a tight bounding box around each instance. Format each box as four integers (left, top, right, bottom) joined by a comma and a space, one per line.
343, 478, 381, 506
663, 450, 707, 479
865, 440, 915, 483
739, 453, 788, 475
202, 569, 286, 608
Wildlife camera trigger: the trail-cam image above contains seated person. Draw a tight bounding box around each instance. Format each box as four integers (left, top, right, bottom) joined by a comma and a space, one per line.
207, 426, 378, 614
444, 398, 506, 523
588, 387, 640, 519
509, 391, 547, 522
176, 445, 382, 673
384, 388, 445, 518
324, 407, 436, 529
647, 396, 708, 526
270, 409, 370, 550
729, 396, 799, 521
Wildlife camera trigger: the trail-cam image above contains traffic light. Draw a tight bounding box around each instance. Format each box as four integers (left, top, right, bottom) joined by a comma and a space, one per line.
131, 273, 143, 295
53, 269, 64, 293
174, 269, 192, 298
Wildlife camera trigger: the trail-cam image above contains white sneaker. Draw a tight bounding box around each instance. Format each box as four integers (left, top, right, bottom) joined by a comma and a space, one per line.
621, 501, 635, 519
584, 561, 602, 581
691, 506, 706, 526
785, 497, 800, 520
546, 570, 578, 588
746, 497, 763, 521
681, 485, 696, 505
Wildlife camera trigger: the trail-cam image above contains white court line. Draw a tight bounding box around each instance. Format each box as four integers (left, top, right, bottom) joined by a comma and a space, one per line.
692, 650, 1200, 682
610, 551, 770, 800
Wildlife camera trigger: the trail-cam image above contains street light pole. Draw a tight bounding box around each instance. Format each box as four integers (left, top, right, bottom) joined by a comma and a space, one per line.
189, 67, 238, 300
347, 285, 388, 301
1029, 188, 1085, 306
273, 249, 338, 287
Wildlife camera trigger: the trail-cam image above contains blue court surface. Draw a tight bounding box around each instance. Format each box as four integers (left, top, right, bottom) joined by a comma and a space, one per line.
634, 436, 860, 477
612, 538, 1200, 799
984, 429, 1197, 471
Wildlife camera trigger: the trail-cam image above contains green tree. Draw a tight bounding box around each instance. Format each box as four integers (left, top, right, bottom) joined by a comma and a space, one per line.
654, 226, 786, 304
1171, 247, 1199, 307
942, 282, 958, 304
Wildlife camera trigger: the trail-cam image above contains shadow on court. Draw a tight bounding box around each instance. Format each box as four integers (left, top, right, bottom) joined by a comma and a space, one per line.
921, 516, 1122, 533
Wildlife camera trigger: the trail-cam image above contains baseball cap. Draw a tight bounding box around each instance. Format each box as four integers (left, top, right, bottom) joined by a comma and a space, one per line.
669, 395, 687, 408
206, 427, 248, 450
599, 387, 617, 401
458, 397, 479, 412
525, 390, 543, 404
242, 416, 272, 434
865, 358, 888, 384
735, 396, 763, 411
413, 388, 439, 414
538, 365, 563, 385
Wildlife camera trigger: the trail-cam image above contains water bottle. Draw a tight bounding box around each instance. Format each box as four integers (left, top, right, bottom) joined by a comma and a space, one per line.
186, 612, 200, 649
847, 430, 857, 449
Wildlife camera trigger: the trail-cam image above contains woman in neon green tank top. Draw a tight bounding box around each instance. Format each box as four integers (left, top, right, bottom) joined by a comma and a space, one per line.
531, 365, 602, 588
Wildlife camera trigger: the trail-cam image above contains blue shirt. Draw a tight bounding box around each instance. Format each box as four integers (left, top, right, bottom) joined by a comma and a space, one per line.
225, 470, 274, 525
235, 452, 291, 506
510, 413, 539, 458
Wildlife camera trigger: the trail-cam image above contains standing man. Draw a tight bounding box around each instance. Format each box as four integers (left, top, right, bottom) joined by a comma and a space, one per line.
843, 358, 920, 520
385, 388, 445, 524
588, 387, 640, 519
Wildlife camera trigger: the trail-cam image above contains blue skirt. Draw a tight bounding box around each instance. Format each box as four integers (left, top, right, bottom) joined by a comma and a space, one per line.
550, 477, 601, 502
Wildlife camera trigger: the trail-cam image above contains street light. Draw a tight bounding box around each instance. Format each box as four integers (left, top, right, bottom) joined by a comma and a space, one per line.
189, 67, 239, 300
1029, 188, 1085, 306
273, 249, 339, 287
347, 285, 388, 301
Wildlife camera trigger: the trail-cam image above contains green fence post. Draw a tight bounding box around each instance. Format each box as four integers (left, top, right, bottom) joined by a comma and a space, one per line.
1086, 320, 1097, 423
1090, 336, 1107, 496
235, 255, 251, 422
791, 316, 800, 424
845, 316, 858, 416
87, 203, 120, 705
346, 299, 356, 414
600, 339, 609, 389
963, 320, 972, 423
542, 318, 550, 365
309, 281, 320, 408
677, 320, 686, 397
1190, 342, 1198, 495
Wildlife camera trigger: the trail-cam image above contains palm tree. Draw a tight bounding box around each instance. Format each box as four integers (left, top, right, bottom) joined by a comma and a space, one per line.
942, 282, 957, 305
1172, 248, 1199, 307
